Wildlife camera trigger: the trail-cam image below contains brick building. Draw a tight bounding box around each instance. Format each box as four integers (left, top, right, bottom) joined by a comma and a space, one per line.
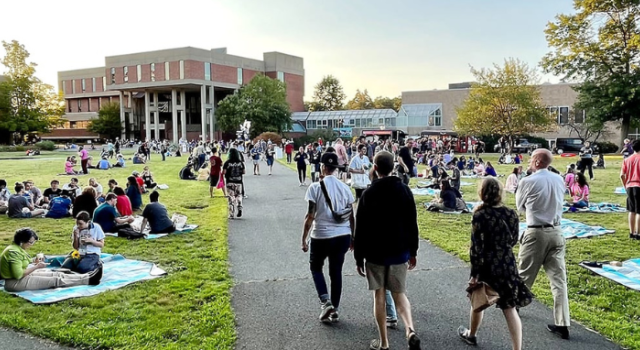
47, 47, 305, 141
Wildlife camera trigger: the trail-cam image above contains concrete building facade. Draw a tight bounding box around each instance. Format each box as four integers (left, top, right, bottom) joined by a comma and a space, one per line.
402, 83, 623, 146
47, 47, 305, 141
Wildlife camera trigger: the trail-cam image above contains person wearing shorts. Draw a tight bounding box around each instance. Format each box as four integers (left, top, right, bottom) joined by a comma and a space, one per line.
209, 147, 223, 198
354, 151, 421, 350
621, 140, 640, 239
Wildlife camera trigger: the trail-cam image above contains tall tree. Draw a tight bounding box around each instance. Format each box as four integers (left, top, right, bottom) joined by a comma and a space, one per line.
216, 74, 291, 137
88, 102, 122, 139
345, 89, 374, 110
309, 75, 346, 111
0, 40, 64, 144
454, 58, 553, 144
373, 96, 402, 112
541, 0, 640, 146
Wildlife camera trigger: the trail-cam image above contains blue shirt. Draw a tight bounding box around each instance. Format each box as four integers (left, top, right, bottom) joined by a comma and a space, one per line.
93, 203, 119, 232
98, 159, 110, 169
126, 185, 142, 209
46, 197, 72, 218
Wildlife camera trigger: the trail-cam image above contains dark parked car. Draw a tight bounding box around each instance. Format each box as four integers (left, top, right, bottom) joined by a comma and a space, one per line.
494, 138, 540, 154
554, 138, 598, 154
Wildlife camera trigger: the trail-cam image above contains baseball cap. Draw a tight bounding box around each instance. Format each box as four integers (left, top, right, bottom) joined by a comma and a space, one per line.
132, 171, 140, 176
321, 152, 339, 166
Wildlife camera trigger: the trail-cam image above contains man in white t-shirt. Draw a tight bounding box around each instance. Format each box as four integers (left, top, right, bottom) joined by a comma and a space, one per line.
301, 152, 355, 324
349, 144, 371, 202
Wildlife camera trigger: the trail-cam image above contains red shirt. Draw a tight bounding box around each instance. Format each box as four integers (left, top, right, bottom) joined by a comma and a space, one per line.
116, 195, 133, 216
285, 143, 293, 154
210, 155, 222, 175
135, 176, 144, 189
622, 153, 640, 188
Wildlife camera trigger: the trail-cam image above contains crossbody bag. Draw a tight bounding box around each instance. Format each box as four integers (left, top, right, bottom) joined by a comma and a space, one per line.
319, 180, 353, 223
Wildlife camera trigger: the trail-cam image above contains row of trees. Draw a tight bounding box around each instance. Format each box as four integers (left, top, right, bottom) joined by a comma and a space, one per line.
0, 40, 65, 144
305, 75, 401, 112
455, 1, 640, 148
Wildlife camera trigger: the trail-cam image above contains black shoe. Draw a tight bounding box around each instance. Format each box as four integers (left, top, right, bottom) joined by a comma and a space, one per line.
457, 326, 477, 346
88, 265, 103, 286
329, 311, 339, 323
547, 324, 569, 340
408, 329, 421, 350
237, 209, 242, 218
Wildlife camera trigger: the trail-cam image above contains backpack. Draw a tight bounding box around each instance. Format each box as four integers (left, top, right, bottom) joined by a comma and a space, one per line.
117, 227, 146, 240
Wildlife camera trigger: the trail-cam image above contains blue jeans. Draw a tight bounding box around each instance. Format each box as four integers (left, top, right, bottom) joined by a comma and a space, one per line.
61, 253, 101, 274
573, 200, 589, 208
385, 290, 397, 320
309, 235, 351, 310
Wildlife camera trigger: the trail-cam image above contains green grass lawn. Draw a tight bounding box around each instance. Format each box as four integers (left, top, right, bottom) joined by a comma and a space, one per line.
414, 153, 640, 349
0, 150, 235, 350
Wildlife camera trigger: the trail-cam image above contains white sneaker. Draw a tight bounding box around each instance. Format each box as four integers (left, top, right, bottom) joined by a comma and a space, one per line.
319, 300, 334, 323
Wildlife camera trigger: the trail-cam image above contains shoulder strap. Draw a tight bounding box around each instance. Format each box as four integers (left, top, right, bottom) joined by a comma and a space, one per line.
319, 180, 336, 213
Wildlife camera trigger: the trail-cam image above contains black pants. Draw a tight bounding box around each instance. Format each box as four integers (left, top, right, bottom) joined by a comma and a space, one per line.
81, 159, 89, 174
151, 224, 176, 234
162, 152, 166, 161
287, 153, 292, 163
579, 158, 594, 179
298, 165, 306, 183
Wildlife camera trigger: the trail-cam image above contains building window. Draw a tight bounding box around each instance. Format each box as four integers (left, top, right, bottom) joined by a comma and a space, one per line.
110, 68, 115, 84
81, 79, 86, 92
61, 80, 65, 94
237, 68, 243, 85
179, 60, 184, 79
205, 63, 211, 81
72, 80, 76, 94
70, 121, 77, 129
277, 71, 284, 82
92, 77, 96, 92
137, 65, 141, 82
574, 109, 585, 124
98, 98, 101, 110
559, 106, 569, 124
124, 66, 129, 82
78, 100, 82, 112
102, 77, 106, 91
67, 101, 71, 113
151, 63, 156, 82
165, 62, 170, 81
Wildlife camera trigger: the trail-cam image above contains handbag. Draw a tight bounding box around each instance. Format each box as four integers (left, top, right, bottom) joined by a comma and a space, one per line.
319, 180, 353, 223
466, 282, 500, 312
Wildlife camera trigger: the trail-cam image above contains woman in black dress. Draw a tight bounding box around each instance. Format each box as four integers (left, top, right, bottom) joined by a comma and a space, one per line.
458, 177, 532, 350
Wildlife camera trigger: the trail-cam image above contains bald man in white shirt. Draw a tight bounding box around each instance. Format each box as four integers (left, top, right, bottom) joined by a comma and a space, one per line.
516, 148, 570, 340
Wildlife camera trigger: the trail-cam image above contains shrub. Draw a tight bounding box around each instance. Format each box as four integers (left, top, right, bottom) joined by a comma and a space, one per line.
253, 132, 282, 145
596, 141, 618, 154
35, 140, 56, 151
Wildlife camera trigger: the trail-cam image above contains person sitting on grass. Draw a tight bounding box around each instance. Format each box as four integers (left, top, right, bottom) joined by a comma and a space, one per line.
505, 167, 519, 194
126, 176, 143, 211
131, 171, 146, 193
61, 211, 104, 275
140, 191, 176, 234
0, 228, 102, 292
113, 154, 125, 168
73, 187, 98, 219
45, 192, 73, 219
142, 166, 157, 189
569, 172, 590, 210
133, 153, 146, 164
97, 156, 111, 170
64, 156, 79, 175
22, 181, 43, 207
473, 159, 485, 176
428, 180, 462, 212
42, 180, 63, 208
93, 193, 135, 233
7, 183, 45, 218
197, 162, 210, 181
484, 161, 498, 177
0, 179, 10, 214
106, 179, 118, 195
179, 163, 197, 180
89, 178, 103, 198
113, 187, 133, 216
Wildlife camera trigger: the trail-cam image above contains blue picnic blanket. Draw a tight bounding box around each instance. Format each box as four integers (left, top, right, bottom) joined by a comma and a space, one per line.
412, 188, 440, 196
0, 254, 166, 304
104, 224, 199, 240
519, 219, 615, 239
417, 181, 473, 187
562, 202, 626, 214
580, 259, 640, 291
616, 187, 627, 194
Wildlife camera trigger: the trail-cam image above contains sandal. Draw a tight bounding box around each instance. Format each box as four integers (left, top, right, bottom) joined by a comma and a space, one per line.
369, 339, 389, 350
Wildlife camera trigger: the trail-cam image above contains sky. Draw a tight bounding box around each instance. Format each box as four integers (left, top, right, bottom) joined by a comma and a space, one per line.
0, 0, 575, 100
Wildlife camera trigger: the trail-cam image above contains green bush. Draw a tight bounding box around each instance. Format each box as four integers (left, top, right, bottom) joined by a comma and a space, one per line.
14, 146, 25, 152
35, 140, 56, 151
596, 141, 618, 154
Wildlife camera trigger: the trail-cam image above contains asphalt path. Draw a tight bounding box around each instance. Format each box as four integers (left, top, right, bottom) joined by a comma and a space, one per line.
0, 328, 71, 350
229, 160, 622, 350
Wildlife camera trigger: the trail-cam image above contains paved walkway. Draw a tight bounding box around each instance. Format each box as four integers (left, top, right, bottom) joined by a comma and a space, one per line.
230, 160, 622, 350
0, 328, 71, 350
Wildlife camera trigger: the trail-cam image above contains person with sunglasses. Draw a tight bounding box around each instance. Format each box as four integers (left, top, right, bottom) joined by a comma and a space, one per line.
0, 228, 101, 292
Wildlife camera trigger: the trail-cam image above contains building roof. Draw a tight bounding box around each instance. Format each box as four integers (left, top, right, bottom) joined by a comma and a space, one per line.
398, 104, 441, 118
291, 112, 310, 121
305, 109, 396, 121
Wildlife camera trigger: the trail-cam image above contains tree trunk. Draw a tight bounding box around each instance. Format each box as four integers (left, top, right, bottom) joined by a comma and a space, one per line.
620, 114, 631, 152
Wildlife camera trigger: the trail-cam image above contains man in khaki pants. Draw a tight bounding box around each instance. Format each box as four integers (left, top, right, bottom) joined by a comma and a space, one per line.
516, 149, 570, 339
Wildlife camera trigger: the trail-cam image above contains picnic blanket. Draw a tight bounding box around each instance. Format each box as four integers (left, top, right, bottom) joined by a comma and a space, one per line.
616, 187, 627, 195
519, 218, 615, 239
411, 188, 440, 196
417, 181, 473, 187
562, 202, 626, 214
0, 254, 166, 304
580, 259, 640, 291
104, 215, 199, 240
461, 174, 478, 179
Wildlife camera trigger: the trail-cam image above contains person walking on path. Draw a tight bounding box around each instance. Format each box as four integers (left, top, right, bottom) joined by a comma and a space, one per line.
301, 152, 354, 323
578, 141, 594, 180
294, 146, 309, 186
516, 149, 571, 340
285, 141, 294, 164
209, 147, 224, 198
78, 146, 90, 175
621, 140, 640, 239
265, 144, 275, 176
349, 144, 372, 202
223, 148, 245, 219
458, 177, 532, 349
353, 150, 421, 350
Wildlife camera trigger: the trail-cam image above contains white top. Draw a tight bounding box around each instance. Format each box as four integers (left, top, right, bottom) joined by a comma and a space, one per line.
305, 175, 354, 239
93, 184, 103, 196
62, 184, 82, 197
349, 155, 371, 189
516, 169, 565, 226
72, 223, 105, 255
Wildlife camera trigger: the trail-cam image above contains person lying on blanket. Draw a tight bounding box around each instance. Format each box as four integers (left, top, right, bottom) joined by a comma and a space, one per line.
140, 191, 176, 234
61, 211, 104, 275
0, 228, 102, 292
